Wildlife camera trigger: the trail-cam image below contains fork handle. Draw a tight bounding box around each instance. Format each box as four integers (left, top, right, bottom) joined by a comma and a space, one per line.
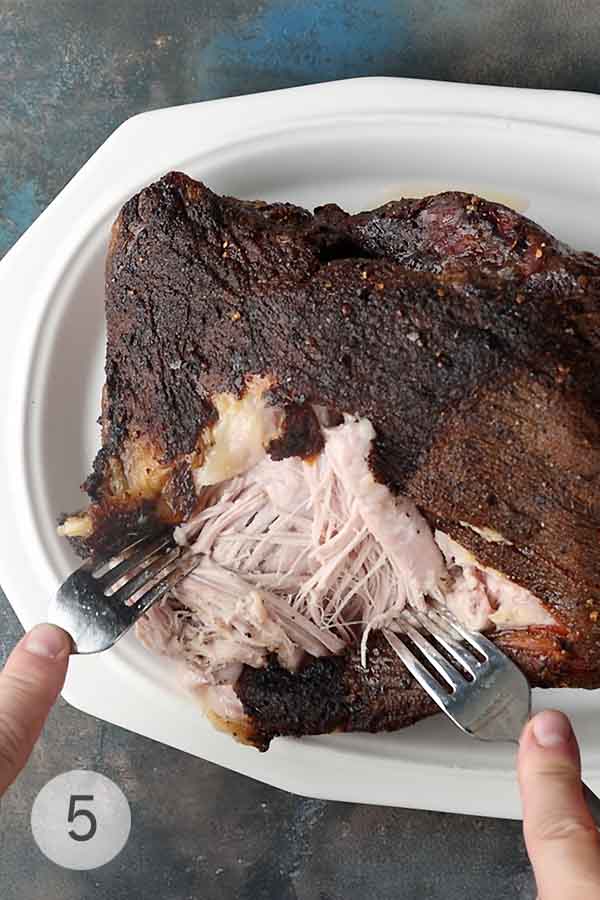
582, 781, 600, 829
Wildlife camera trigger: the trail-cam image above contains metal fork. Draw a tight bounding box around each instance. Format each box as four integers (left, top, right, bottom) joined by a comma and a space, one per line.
48, 530, 199, 653
384, 607, 600, 825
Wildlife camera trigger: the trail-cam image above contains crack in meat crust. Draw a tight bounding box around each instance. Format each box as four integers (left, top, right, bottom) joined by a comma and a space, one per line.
67, 173, 600, 744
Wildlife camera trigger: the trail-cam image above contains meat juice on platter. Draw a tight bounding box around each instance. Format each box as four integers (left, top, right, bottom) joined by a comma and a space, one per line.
59, 173, 600, 750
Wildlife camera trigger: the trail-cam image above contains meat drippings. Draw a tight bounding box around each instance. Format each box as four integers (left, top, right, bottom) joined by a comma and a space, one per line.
137, 414, 556, 697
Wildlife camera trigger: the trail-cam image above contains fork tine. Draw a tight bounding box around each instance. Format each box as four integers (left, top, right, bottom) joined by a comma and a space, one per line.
97, 532, 173, 588
93, 530, 169, 571
411, 610, 481, 676
112, 545, 183, 604
129, 551, 200, 615
429, 607, 500, 659
384, 631, 451, 711
399, 619, 464, 690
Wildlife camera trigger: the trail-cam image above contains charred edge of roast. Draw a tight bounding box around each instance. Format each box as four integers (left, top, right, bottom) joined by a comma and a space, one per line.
494, 630, 595, 689
236, 634, 439, 750
267, 403, 325, 461
60, 499, 164, 560
236, 622, 598, 750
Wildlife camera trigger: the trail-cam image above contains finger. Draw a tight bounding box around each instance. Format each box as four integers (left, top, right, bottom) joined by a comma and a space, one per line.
518, 710, 600, 900
0, 624, 71, 796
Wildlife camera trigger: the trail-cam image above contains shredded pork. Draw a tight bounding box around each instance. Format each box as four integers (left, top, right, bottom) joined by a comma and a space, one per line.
137, 413, 555, 702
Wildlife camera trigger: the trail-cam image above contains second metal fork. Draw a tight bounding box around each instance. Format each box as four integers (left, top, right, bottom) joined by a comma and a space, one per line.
384, 607, 600, 824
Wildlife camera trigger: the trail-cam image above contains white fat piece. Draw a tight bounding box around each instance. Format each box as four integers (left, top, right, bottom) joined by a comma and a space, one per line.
459, 521, 513, 545
194, 376, 283, 487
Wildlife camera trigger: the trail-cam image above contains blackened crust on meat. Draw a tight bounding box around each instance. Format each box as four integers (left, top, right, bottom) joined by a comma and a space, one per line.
61, 499, 163, 560
410, 371, 600, 681
103, 173, 318, 463
237, 655, 347, 750
83, 446, 116, 502
268, 403, 324, 461
236, 634, 438, 750
75, 447, 198, 556
99, 173, 599, 488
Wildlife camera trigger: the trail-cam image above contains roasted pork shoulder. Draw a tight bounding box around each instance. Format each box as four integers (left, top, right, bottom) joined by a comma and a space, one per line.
60, 172, 600, 749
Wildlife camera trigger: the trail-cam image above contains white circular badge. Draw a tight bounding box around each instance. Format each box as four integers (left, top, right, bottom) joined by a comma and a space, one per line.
31, 770, 131, 870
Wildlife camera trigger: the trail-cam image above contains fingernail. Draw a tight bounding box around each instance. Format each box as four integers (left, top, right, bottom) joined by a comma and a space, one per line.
24, 624, 71, 659
532, 710, 572, 748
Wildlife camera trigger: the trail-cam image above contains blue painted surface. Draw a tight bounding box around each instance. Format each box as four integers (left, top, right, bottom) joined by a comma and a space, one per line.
0, 178, 43, 255
203, 0, 411, 86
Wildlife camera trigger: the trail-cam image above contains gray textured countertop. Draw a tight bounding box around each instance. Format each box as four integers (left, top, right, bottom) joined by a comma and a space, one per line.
2, 2, 599, 897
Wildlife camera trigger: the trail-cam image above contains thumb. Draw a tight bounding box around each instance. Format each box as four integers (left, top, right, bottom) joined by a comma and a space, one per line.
0, 624, 71, 797
518, 709, 600, 900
